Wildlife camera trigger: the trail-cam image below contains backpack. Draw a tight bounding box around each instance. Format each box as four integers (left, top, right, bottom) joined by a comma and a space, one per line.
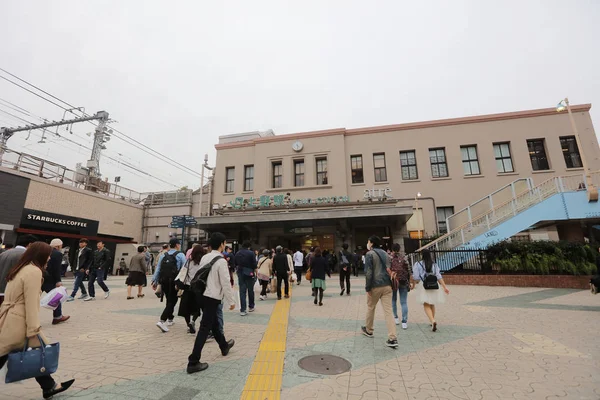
420, 261, 440, 290
159, 251, 181, 284
190, 255, 224, 297
340, 251, 350, 266
391, 254, 409, 286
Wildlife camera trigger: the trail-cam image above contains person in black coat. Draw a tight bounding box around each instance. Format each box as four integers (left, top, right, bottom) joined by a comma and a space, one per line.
272, 246, 290, 300
45, 239, 70, 324
310, 247, 331, 306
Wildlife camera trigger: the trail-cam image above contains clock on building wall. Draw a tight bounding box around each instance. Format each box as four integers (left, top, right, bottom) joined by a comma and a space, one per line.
292, 140, 304, 152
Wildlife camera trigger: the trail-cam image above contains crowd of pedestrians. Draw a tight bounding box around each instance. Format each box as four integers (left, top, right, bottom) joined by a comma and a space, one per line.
0, 230, 451, 394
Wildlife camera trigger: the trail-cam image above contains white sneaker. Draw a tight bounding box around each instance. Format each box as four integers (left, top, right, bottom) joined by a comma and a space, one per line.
78, 294, 88, 300
84, 296, 96, 301
66, 296, 75, 302
394, 317, 400, 325
104, 291, 110, 299
166, 319, 174, 326
156, 321, 169, 332
402, 322, 408, 330
249, 308, 255, 313
259, 295, 266, 301
240, 311, 248, 316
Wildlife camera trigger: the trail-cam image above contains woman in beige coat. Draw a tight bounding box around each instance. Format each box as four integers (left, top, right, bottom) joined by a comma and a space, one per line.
0, 242, 75, 399
257, 249, 273, 301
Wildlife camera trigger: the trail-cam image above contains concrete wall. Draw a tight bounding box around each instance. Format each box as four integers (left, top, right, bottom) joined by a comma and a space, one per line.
0, 170, 31, 245
24, 178, 143, 241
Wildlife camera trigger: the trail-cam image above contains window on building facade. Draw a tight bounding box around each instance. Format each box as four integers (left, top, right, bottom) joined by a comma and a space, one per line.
225, 167, 235, 193
493, 142, 514, 173
294, 160, 305, 187
461, 145, 481, 176
243, 165, 254, 192
316, 158, 328, 185
559, 136, 583, 169
399, 150, 418, 180
429, 148, 449, 178
373, 153, 387, 182
527, 139, 550, 171
272, 161, 283, 188
350, 155, 364, 184
436, 206, 454, 234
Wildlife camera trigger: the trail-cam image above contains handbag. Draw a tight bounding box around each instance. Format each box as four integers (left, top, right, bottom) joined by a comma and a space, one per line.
5, 335, 60, 384
305, 268, 312, 282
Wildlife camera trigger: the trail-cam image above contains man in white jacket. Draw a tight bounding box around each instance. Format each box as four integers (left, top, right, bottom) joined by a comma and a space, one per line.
187, 232, 236, 374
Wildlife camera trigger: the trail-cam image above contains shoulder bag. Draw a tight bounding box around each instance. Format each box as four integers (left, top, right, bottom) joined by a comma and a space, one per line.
5, 335, 60, 384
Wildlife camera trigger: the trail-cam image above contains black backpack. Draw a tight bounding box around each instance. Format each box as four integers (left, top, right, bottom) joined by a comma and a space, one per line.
159, 251, 181, 283
191, 256, 223, 297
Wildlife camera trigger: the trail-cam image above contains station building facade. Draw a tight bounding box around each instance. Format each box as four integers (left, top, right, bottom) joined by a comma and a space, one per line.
198, 104, 600, 253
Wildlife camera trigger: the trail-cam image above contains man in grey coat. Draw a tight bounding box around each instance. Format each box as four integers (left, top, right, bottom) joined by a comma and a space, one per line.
0, 235, 38, 307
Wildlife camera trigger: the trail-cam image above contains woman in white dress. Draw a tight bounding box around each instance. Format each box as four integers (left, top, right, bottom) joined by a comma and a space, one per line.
412, 249, 450, 332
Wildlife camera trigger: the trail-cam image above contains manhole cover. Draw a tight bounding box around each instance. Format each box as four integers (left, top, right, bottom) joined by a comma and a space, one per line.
298, 354, 352, 375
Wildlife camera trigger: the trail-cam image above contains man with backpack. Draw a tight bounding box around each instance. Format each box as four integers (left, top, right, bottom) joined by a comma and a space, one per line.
234, 241, 257, 316
339, 243, 353, 296
187, 232, 235, 374
152, 238, 187, 332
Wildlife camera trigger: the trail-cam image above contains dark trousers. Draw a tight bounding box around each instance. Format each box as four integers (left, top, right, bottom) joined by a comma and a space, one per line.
294, 268, 303, 284
352, 263, 359, 277
238, 275, 255, 312
260, 280, 269, 296
276, 273, 289, 299
339, 267, 351, 292
70, 270, 87, 297
0, 355, 56, 391
160, 287, 179, 322
88, 270, 109, 298
188, 296, 228, 364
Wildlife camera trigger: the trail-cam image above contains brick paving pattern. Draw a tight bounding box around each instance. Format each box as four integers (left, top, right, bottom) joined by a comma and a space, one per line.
0, 276, 598, 399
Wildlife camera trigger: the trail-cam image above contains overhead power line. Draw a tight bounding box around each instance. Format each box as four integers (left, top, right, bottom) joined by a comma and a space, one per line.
0, 68, 204, 180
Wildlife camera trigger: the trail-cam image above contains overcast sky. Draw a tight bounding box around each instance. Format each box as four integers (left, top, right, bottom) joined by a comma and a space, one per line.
1, 0, 598, 193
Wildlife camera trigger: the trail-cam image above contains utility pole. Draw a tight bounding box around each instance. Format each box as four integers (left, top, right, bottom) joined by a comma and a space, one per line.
87, 111, 110, 178
0, 111, 109, 168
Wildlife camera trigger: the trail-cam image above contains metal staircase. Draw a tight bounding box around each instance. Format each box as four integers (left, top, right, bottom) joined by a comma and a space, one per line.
413, 171, 600, 271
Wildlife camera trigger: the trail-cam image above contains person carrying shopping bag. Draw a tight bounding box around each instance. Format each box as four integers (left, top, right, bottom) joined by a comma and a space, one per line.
0, 242, 75, 399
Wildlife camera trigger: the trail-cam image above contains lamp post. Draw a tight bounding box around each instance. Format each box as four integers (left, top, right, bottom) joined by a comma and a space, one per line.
198, 154, 214, 218
415, 192, 423, 239
556, 98, 598, 202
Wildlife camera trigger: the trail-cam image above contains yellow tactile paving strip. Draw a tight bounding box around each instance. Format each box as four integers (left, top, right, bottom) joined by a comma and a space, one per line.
241, 287, 292, 400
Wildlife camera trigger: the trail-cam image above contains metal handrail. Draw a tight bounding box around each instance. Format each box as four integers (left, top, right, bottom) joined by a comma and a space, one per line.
416, 171, 596, 254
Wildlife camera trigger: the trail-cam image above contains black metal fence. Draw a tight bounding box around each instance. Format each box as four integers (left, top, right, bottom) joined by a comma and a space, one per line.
410, 248, 491, 274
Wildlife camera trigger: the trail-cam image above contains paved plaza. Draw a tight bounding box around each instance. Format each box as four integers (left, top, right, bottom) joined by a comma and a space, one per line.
1, 276, 599, 400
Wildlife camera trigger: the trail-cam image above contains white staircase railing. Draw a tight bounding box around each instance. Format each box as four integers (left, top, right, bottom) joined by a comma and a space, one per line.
417, 171, 597, 255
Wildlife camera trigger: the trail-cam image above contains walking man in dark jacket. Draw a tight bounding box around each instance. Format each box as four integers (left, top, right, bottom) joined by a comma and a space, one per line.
273, 246, 290, 300
234, 241, 257, 316
67, 238, 93, 301
84, 241, 111, 301
45, 239, 70, 324
339, 243, 353, 296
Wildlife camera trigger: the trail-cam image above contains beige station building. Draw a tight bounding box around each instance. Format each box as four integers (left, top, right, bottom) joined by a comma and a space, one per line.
198, 104, 600, 253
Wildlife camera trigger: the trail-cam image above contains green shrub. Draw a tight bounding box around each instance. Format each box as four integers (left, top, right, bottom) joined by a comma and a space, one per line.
486, 240, 596, 275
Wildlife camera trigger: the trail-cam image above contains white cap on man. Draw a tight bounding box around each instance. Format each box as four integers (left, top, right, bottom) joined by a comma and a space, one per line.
50, 238, 63, 248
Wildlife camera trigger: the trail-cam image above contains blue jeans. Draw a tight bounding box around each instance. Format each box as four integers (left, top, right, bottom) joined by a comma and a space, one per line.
392, 286, 409, 323
70, 270, 88, 297
88, 270, 109, 298
238, 275, 256, 312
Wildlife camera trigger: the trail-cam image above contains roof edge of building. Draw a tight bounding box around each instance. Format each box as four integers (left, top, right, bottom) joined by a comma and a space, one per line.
214, 104, 592, 150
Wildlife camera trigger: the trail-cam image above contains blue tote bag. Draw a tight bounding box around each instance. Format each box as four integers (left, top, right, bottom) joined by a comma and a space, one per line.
5, 335, 60, 384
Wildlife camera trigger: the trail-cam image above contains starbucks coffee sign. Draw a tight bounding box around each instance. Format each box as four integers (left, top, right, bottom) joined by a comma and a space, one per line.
364, 187, 392, 200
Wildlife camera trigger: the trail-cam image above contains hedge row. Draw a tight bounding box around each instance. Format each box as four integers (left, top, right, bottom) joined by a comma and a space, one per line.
485, 241, 597, 275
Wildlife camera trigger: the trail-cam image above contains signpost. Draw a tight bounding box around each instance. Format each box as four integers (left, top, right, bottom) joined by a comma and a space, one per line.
169, 215, 198, 251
